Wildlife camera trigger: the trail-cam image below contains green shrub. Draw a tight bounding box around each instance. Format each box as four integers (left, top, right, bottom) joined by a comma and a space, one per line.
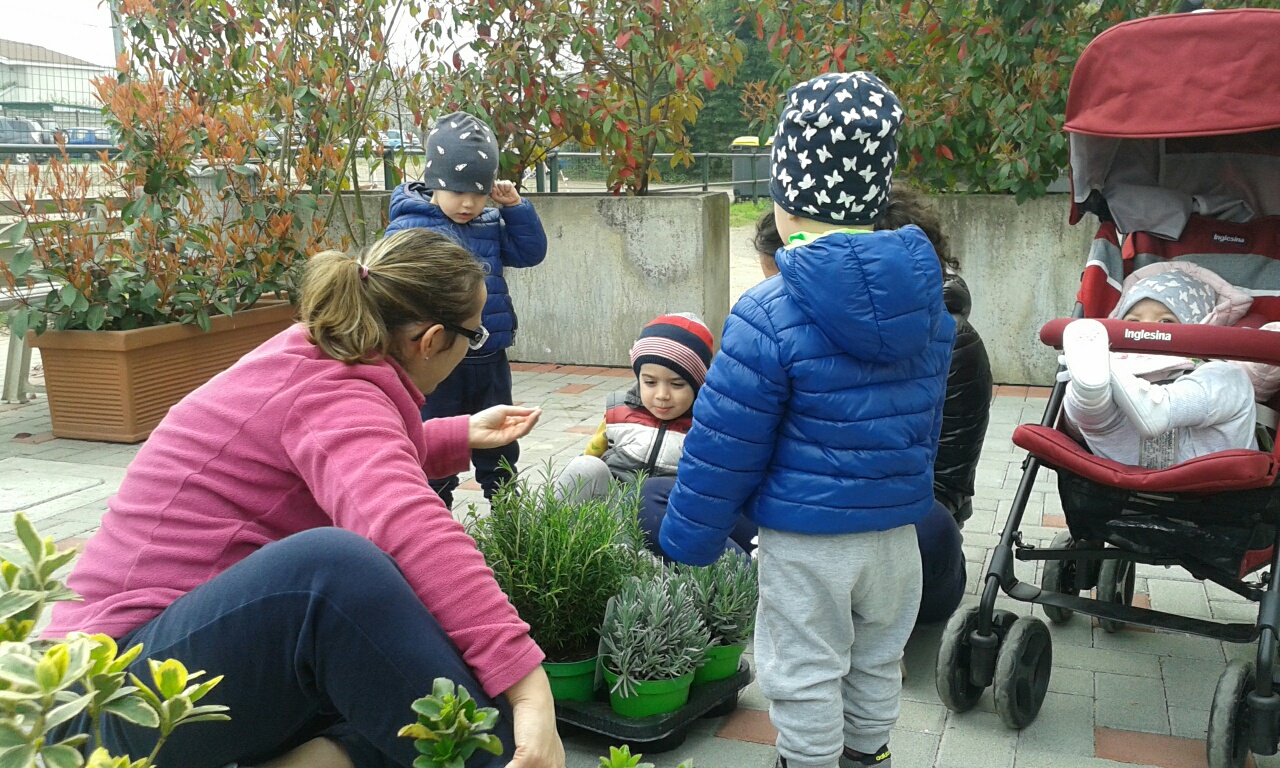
0, 513, 227, 767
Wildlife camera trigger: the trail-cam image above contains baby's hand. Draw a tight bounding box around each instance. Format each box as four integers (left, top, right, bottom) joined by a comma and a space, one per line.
492, 180, 522, 207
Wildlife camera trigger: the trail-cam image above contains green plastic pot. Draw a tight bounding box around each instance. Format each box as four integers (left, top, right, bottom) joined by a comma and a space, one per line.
542, 657, 599, 702
602, 668, 694, 718
693, 644, 746, 685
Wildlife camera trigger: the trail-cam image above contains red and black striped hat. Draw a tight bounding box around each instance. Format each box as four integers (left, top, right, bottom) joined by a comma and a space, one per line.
629, 313, 714, 391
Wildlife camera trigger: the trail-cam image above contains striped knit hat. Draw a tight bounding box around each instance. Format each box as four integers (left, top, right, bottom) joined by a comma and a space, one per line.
630, 313, 714, 391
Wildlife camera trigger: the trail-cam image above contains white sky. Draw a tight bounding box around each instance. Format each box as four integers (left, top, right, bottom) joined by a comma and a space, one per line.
6, 0, 118, 67
4, 0, 441, 69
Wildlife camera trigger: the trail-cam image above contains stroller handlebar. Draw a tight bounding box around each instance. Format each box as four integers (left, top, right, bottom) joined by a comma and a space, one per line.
1041, 318, 1280, 366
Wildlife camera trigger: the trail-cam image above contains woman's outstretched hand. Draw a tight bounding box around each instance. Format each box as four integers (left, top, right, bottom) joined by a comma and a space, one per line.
469, 405, 542, 449
503, 667, 565, 768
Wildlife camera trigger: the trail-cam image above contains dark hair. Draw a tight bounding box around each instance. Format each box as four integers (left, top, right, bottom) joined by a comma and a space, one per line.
299, 229, 486, 365
753, 208, 786, 258
873, 183, 959, 274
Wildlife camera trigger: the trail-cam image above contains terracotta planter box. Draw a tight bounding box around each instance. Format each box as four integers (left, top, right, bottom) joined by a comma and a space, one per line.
28, 302, 296, 443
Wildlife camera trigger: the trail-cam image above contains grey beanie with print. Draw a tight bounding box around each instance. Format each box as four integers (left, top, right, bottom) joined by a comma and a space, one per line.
423, 112, 499, 194
1116, 269, 1217, 325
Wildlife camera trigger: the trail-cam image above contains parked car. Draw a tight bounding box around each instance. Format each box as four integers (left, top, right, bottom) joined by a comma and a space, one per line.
378, 130, 423, 153
260, 127, 307, 156
65, 128, 119, 158
0, 117, 45, 164
39, 122, 68, 145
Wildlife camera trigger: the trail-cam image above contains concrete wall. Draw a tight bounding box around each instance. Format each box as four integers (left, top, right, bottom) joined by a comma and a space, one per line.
931, 194, 1098, 386
298, 190, 1085, 385
507, 192, 731, 367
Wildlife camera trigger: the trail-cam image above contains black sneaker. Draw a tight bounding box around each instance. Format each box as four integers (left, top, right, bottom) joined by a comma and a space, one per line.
776, 746, 891, 768
841, 744, 891, 767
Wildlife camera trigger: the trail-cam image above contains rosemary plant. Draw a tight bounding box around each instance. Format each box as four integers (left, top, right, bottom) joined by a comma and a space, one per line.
469, 468, 648, 661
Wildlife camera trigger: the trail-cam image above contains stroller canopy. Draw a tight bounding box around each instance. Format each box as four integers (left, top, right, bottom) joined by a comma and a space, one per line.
1065, 9, 1280, 235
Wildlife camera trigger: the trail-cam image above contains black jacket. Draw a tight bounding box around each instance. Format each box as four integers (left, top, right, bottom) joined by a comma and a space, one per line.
934, 276, 993, 523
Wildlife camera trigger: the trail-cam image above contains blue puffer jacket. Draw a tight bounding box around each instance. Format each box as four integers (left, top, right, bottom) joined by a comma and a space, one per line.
384, 183, 547, 356
660, 226, 956, 566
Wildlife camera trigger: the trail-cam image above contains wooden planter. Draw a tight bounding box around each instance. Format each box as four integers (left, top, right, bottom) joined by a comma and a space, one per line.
28, 302, 296, 443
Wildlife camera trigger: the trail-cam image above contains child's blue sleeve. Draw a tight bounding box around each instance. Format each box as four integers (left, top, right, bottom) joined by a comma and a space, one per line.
498, 200, 548, 268
660, 296, 790, 566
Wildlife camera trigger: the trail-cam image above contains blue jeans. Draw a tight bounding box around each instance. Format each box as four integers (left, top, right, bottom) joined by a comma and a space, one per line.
421, 352, 518, 505
915, 500, 968, 624
62, 528, 515, 768
639, 477, 759, 559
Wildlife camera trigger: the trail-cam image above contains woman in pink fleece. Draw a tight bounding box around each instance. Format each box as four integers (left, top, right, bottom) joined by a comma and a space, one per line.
44, 229, 563, 768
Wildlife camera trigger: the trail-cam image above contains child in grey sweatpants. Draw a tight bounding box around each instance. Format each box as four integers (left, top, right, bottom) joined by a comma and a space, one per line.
658, 72, 954, 768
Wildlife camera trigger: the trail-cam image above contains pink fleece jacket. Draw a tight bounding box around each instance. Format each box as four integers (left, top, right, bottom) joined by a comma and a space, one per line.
45, 324, 544, 697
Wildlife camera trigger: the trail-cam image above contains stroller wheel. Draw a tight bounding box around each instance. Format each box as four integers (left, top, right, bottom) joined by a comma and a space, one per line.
1040, 531, 1078, 624
993, 616, 1053, 729
1207, 659, 1255, 768
1097, 558, 1136, 633
936, 606, 988, 713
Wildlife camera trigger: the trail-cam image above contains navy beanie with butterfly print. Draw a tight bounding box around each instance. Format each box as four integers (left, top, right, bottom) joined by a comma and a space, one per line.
769, 72, 904, 226
423, 112, 500, 195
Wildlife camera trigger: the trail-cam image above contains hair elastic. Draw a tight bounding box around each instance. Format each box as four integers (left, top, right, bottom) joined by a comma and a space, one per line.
358, 264, 370, 281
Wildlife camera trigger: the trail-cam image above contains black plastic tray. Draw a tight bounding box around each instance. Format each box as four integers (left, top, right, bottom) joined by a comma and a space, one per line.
555, 661, 753, 753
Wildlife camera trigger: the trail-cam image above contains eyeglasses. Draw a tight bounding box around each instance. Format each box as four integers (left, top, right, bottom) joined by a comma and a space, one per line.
411, 321, 489, 351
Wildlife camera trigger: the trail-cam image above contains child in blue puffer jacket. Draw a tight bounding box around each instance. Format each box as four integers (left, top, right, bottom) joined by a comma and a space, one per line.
660, 73, 954, 768
384, 112, 548, 506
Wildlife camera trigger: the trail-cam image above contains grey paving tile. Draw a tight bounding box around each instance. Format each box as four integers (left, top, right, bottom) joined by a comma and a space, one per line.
884, 728, 940, 767
1161, 656, 1227, 712
1091, 629, 1225, 661
1205, 580, 1258, 604
1210, 600, 1258, 622
1147, 579, 1212, 620
1094, 672, 1169, 734
1054, 644, 1162, 678
1015, 691, 1096, 757
896, 698, 947, 735
1136, 564, 1201, 582
1046, 666, 1094, 697
937, 709, 1017, 768
1167, 705, 1209, 740
1034, 613, 1095, 649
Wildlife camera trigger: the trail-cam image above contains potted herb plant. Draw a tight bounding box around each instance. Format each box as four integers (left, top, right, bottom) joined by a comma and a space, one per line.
681, 551, 759, 685
469, 473, 648, 702
598, 573, 710, 718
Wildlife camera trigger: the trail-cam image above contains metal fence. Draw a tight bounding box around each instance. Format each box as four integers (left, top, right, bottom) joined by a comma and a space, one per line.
0, 39, 116, 133
0, 144, 772, 200
526, 151, 771, 198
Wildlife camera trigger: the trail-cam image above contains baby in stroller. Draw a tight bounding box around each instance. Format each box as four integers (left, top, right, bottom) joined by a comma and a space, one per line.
1063, 262, 1280, 469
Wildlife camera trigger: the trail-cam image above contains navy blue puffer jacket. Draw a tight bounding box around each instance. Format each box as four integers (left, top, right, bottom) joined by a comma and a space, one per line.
660, 226, 955, 566
384, 183, 547, 355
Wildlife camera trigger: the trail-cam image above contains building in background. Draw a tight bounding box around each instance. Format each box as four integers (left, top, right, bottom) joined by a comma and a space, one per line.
0, 39, 112, 133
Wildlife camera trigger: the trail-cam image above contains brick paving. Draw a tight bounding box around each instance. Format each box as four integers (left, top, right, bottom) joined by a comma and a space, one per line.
4, 345, 1280, 766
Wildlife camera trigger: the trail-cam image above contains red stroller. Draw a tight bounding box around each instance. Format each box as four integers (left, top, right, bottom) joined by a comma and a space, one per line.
934, 8, 1280, 767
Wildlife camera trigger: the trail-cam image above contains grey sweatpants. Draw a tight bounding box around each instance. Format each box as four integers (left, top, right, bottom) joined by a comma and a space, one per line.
755, 525, 922, 768
551, 455, 614, 502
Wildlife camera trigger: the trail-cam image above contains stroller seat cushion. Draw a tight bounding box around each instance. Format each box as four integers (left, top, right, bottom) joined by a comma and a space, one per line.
1012, 424, 1277, 493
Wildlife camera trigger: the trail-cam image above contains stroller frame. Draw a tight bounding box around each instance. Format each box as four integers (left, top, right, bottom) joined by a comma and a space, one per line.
935, 8, 1280, 768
